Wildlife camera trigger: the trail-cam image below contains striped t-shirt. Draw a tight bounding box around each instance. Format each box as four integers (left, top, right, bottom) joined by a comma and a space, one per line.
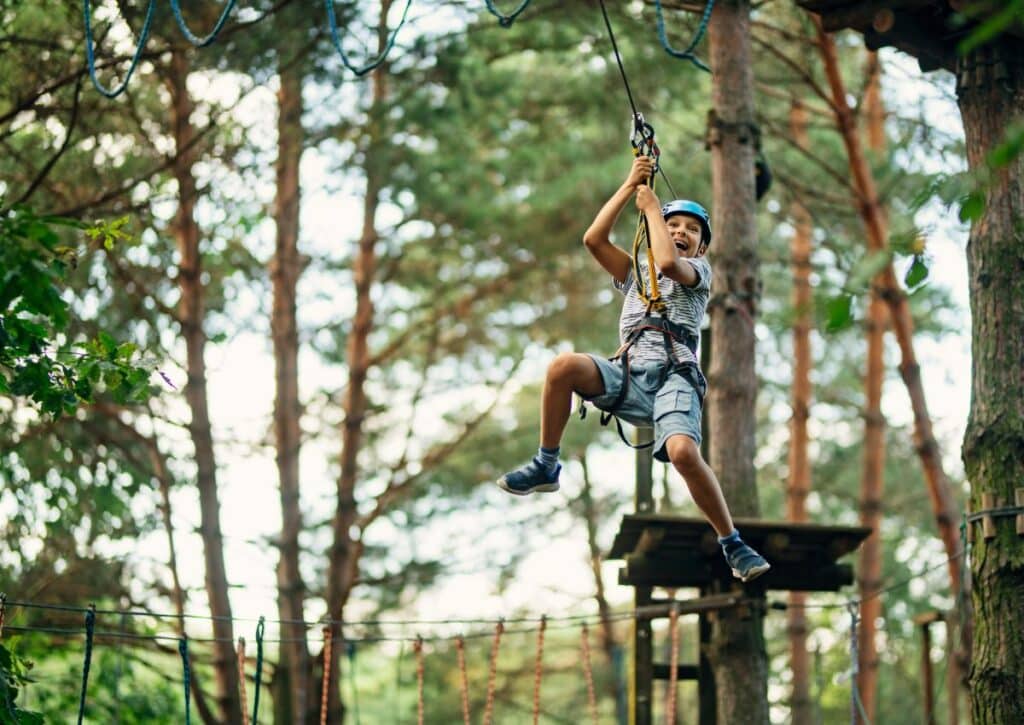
613, 257, 711, 365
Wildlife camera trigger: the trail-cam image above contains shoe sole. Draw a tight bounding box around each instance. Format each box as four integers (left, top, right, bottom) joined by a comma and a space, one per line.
496, 478, 560, 496
732, 562, 771, 583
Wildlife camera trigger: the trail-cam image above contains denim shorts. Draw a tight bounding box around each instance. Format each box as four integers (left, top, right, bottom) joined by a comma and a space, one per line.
583, 354, 703, 463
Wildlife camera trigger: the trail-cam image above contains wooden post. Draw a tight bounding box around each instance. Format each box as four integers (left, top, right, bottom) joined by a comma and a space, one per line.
632, 427, 654, 725
981, 492, 997, 539
944, 610, 960, 725
698, 592, 716, 725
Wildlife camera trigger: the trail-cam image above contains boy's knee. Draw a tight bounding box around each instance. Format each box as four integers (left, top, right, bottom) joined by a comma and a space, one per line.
548, 352, 584, 382
666, 435, 702, 473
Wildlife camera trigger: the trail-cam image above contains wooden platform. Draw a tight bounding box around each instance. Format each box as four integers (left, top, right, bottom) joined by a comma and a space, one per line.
608, 514, 871, 591
796, 1, 1023, 72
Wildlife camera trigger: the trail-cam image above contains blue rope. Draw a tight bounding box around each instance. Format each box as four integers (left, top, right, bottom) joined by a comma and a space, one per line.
252, 616, 265, 724
324, 0, 414, 77
178, 636, 192, 725
654, 0, 715, 72
483, 0, 533, 28
77, 605, 97, 725
83, 0, 157, 98
169, 0, 237, 47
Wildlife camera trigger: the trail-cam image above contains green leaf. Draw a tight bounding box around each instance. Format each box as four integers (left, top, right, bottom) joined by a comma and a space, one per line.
826, 294, 854, 332
904, 256, 929, 288
959, 191, 985, 223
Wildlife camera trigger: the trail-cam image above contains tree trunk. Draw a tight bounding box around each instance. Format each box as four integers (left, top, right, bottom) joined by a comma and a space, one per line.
786, 100, 814, 725
323, 4, 392, 720
955, 38, 1024, 724
166, 48, 243, 724
271, 27, 312, 725
812, 17, 962, 598
855, 52, 888, 725
706, 2, 769, 722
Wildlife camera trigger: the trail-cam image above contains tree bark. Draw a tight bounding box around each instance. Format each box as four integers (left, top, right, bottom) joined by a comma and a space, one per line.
707, 2, 769, 723
855, 52, 888, 725
323, 4, 392, 720
812, 16, 962, 598
786, 100, 814, 725
270, 24, 312, 725
955, 38, 1024, 725
166, 48, 243, 724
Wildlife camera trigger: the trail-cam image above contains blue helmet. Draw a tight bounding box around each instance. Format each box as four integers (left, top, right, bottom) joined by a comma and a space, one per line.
661, 199, 712, 247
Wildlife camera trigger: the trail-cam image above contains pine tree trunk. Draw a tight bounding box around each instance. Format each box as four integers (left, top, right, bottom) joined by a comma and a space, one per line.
856, 53, 887, 724
166, 48, 243, 725
271, 29, 312, 725
706, 2, 769, 722
786, 100, 814, 725
323, 4, 391, 719
955, 38, 1024, 724
812, 17, 962, 598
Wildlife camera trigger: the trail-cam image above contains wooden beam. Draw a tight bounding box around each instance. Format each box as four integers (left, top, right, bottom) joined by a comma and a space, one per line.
635, 593, 743, 620
653, 663, 700, 681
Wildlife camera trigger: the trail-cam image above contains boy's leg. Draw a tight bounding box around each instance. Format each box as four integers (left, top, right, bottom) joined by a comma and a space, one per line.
498, 353, 605, 496
664, 434, 771, 582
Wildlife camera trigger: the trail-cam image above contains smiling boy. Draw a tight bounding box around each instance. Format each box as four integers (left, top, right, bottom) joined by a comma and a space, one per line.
496, 155, 770, 582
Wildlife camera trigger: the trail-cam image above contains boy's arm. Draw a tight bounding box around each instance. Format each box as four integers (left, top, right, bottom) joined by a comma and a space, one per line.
582, 156, 653, 284
636, 185, 701, 287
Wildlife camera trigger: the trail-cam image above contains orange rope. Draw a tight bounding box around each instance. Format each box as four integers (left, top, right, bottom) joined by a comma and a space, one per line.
414, 636, 425, 725
455, 636, 471, 725
581, 623, 599, 725
237, 637, 250, 725
482, 621, 504, 725
532, 616, 547, 725
665, 605, 680, 725
320, 626, 333, 725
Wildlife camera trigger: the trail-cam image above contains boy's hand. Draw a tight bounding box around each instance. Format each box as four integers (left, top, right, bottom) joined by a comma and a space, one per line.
635, 184, 661, 215
624, 155, 655, 188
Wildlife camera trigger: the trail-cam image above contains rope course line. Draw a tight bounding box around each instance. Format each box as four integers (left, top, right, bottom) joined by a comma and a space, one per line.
76, 604, 96, 725
531, 615, 546, 725
169, 0, 237, 47
237, 637, 250, 725
654, 0, 715, 72
484, 0, 533, 27
414, 635, 425, 725
83, 0, 157, 98
179, 636, 192, 725
455, 635, 471, 725
252, 616, 265, 724
580, 623, 599, 725
320, 626, 332, 725
482, 620, 504, 725
324, 0, 414, 77
665, 604, 680, 725
846, 603, 871, 725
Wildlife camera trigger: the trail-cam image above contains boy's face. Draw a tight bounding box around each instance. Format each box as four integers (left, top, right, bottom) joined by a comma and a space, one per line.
665, 214, 707, 258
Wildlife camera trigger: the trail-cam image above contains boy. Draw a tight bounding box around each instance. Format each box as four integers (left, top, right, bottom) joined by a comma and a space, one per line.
496, 155, 770, 583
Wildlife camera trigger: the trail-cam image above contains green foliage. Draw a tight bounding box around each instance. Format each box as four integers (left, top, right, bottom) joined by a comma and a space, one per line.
0, 208, 157, 416
956, 0, 1024, 54
0, 643, 43, 725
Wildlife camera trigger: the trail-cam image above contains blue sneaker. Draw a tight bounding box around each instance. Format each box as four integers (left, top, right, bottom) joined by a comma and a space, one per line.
722, 541, 771, 583
497, 458, 561, 496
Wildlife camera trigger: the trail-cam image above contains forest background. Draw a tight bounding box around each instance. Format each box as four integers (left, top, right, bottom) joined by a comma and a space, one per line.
0, 0, 1009, 723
